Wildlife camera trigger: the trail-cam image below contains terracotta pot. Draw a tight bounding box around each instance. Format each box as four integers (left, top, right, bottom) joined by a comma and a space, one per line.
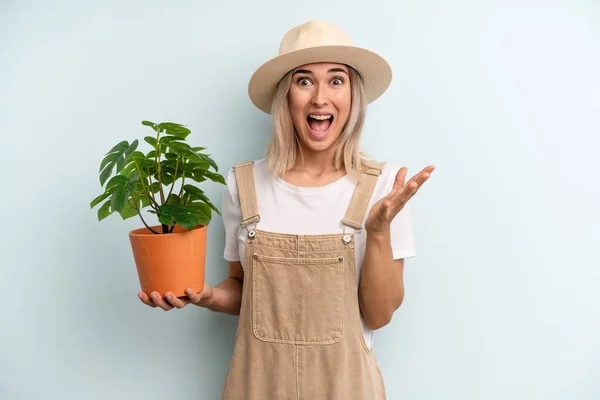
129, 224, 206, 298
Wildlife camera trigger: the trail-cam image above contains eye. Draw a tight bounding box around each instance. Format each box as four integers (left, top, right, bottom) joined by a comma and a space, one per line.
331, 77, 344, 85
297, 77, 312, 86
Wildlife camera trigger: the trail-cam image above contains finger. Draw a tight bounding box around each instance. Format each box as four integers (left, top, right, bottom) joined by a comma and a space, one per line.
150, 291, 174, 311
389, 167, 407, 197
389, 167, 435, 214
138, 292, 156, 308
186, 285, 212, 305
185, 288, 200, 303
164, 292, 190, 309
414, 165, 435, 186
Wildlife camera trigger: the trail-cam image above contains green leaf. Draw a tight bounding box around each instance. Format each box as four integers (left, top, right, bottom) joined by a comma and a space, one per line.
199, 170, 226, 185
110, 172, 139, 212
188, 201, 212, 224
144, 136, 158, 148
190, 173, 207, 183
191, 147, 205, 152
123, 151, 147, 178
149, 182, 161, 193
118, 196, 139, 219
157, 122, 191, 139
183, 159, 210, 173
199, 153, 219, 171
183, 184, 221, 215
161, 174, 175, 187
159, 135, 179, 143
141, 158, 157, 175
157, 214, 174, 226
146, 150, 158, 160
106, 175, 128, 191
98, 141, 127, 186
158, 204, 199, 230
123, 139, 139, 162
90, 191, 112, 209
98, 140, 138, 186
140, 194, 152, 208
166, 193, 181, 205
121, 162, 138, 178
167, 141, 191, 155
142, 120, 156, 128
97, 200, 113, 221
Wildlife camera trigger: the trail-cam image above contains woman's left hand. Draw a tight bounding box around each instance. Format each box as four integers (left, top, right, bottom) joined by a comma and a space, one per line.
364, 165, 436, 234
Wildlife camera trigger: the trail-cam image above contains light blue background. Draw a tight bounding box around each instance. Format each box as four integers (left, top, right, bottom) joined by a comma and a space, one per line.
1, 1, 599, 399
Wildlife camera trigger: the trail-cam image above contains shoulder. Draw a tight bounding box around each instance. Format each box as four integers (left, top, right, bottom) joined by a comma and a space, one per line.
224, 158, 270, 196
361, 158, 401, 182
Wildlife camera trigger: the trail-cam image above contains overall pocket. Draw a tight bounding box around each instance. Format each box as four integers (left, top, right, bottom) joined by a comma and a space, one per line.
251, 253, 344, 345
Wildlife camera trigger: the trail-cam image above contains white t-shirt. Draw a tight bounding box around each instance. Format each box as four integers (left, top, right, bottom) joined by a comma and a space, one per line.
221, 158, 416, 349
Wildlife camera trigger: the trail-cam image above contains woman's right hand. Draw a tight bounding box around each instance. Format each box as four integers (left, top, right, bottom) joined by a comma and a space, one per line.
138, 284, 215, 311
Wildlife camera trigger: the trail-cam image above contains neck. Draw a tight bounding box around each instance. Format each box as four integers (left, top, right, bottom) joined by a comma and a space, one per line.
292, 144, 340, 174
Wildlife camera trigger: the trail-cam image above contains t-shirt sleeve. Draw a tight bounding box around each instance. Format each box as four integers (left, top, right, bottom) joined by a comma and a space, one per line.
383, 165, 417, 260
222, 169, 242, 262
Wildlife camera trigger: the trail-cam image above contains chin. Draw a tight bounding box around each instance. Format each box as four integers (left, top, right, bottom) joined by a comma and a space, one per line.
299, 130, 340, 153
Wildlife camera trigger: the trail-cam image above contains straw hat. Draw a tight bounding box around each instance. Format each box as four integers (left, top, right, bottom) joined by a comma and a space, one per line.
247, 20, 393, 114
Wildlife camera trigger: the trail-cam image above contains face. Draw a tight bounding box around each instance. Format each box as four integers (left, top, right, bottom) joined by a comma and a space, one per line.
287, 62, 352, 154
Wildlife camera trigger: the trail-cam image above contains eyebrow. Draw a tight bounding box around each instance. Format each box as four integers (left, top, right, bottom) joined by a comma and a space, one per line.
293, 68, 349, 76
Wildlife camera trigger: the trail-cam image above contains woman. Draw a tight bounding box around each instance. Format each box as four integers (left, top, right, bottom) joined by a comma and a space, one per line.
139, 20, 434, 399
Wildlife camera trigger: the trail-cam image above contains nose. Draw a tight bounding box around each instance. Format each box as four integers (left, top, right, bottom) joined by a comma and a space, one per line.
310, 84, 328, 107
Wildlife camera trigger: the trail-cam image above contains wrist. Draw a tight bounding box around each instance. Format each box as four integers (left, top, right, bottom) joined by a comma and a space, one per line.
365, 227, 391, 241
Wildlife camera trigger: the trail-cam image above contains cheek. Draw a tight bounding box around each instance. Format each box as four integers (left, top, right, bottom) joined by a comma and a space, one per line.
334, 92, 352, 121
288, 90, 310, 129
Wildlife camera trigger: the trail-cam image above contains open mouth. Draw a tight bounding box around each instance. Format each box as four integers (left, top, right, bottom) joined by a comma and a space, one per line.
306, 114, 334, 137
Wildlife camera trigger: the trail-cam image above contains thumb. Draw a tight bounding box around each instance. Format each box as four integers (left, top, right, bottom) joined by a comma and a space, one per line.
186, 284, 213, 304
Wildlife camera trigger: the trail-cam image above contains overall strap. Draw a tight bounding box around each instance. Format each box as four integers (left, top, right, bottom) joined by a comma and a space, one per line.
341, 159, 385, 231
233, 161, 260, 228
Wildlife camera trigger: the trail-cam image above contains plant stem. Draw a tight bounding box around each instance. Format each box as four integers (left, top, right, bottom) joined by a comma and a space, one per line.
155, 130, 166, 204
178, 166, 186, 205
146, 168, 160, 209
166, 157, 179, 202
129, 198, 159, 234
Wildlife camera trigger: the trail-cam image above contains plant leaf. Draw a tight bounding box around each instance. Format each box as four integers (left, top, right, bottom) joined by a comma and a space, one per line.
198, 153, 219, 171
110, 172, 139, 212
190, 173, 207, 183
198, 170, 226, 185
183, 184, 221, 215
106, 175, 128, 191
98, 200, 113, 221
118, 197, 139, 220
158, 122, 191, 139
144, 136, 158, 148
188, 201, 212, 224
140, 194, 152, 208
142, 120, 159, 133
166, 193, 181, 205
157, 204, 199, 230
149, 182, 161, 193
90, 191, 112, 209
98, 140, 138, 186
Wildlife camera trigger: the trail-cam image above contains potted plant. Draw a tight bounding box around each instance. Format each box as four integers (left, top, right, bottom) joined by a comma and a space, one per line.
90, 120, 225, 299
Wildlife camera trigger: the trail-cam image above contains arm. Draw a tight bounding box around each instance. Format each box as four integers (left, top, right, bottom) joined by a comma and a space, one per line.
202, 261, 244, 315
360, 164, 435, 330
359, 231, 405, 330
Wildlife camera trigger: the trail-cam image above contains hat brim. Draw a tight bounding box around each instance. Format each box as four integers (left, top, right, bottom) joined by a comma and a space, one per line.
247, 45, 392, 114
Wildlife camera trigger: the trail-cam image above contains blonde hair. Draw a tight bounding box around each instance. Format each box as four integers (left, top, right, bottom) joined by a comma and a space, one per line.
265, 66, 367, 179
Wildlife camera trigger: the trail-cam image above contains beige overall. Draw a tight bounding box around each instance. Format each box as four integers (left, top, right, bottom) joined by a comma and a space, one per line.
222, 160, 387, 400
